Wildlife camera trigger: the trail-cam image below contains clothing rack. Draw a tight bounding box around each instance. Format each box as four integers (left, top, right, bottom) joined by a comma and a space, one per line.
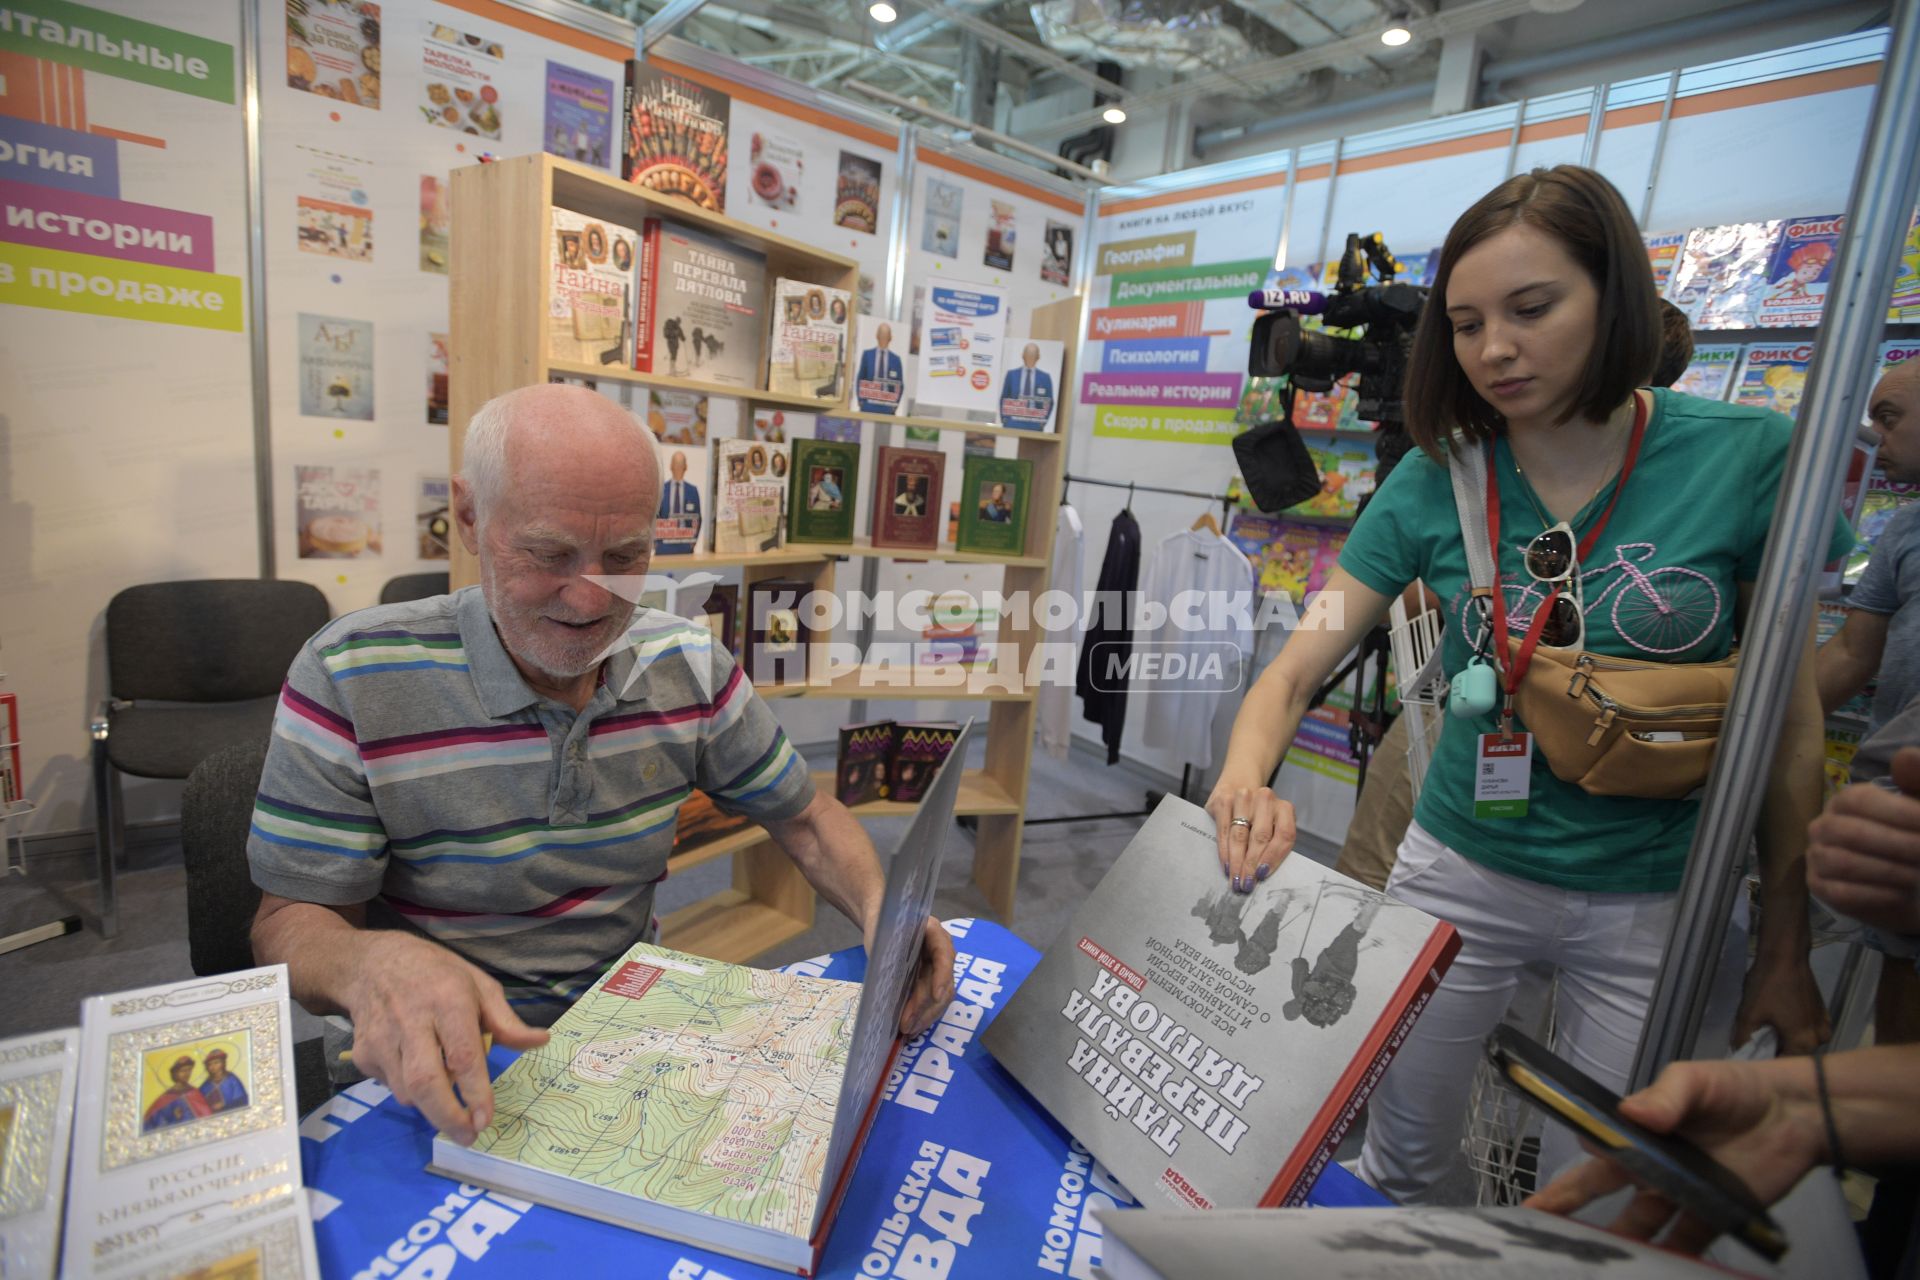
1030, 473, 1239, 826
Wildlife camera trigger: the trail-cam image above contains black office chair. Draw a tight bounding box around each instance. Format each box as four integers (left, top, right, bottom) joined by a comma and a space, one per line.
379, 572, 450, 604
91, 579, 329, 936
181, 739, 332, 1113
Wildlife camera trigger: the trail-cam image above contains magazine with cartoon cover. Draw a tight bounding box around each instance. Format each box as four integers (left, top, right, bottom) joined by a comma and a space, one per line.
635, 219, 765, 388
430, 725, 974, 1273
1097, 1206, 1730, 1280
1730, 344, 1814, 420
1665, 221, 1783, 329
1671, 343, 1742, 402
549, 208, 638, 367
0, 1028, 79, 1280
982, 796, 1459, 1210
767, 279, 852, 401
1642, 231, 1686, 295
712, 438, 789, 555
60, 966, 317, 1279
1754, 213, 1843, 328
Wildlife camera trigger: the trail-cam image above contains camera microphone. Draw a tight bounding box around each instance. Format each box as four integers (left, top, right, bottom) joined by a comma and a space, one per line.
1248, 287, 1331, 313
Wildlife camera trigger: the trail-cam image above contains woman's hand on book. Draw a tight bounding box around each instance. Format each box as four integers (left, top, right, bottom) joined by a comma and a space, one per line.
1205, 780, 1296, 893
345, 932, 550, 1145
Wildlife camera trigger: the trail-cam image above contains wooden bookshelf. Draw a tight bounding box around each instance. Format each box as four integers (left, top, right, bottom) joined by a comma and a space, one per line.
450, 153, 1076, 958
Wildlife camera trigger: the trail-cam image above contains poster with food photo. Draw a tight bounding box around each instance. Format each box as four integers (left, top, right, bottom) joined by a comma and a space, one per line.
287, 0, 381, 109
297, 313, 373, 420
427, 332, 449, 425
296, 145, 372, 262
748, 130, 803, 212
421, 23, 503, 140
835, 152, 881, 234
419, 175, 450, 273
921, 177, 962, 258
296, 465, 381, 560
1041, 219, 1073, 287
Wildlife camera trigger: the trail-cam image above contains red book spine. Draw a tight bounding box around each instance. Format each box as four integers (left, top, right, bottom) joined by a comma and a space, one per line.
1259, 922, 1462, 1206
800, 1038, 908, 1276
633, 217, 659, 373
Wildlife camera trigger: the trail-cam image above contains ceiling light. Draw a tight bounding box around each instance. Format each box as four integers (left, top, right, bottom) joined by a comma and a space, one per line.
869, 2, 898, 21
1380, 21, 1412, 46
1102, 105, 1127, 124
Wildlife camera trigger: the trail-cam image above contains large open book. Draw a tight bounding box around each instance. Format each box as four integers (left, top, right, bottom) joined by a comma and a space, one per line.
431, 722, 973, 1274
983, 796, 1459, 1209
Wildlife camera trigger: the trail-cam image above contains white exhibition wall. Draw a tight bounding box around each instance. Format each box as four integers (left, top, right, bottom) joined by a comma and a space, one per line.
1062, 31, 1890, 842
1, 0, 256, 832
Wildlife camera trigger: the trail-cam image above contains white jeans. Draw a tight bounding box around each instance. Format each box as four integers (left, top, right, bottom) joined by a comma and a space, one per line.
1356, 822, 1680, 1202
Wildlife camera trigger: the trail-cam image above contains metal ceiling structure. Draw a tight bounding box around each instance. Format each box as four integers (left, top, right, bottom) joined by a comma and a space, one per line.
569, 0, 1880, 179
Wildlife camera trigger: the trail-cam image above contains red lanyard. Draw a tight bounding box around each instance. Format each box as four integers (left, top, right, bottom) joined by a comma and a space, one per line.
1484, 392, 1651, 710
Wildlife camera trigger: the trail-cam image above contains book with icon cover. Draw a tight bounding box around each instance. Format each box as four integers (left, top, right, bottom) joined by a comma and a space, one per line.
0, 1027, 79, 1280
61, 965, 319, 1278
983, 796, 1459, 1213
549, 208, 637, 366
746, 577, 815, 687
836, 720, 895, 806
788, 438, 860, 545
871, 446, 944, 553
954, 455, 1032, 556
767, 279, 852, 402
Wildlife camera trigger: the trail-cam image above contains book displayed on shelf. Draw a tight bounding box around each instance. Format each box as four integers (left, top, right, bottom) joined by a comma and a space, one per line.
870, 446, 945, 553
549, 208, 637, 366
1891, 205, 1920, 322
1882, 339, 1920, 377
836, 720, 895, 805
983, 796, 1459, 1211
0, 1026, 78, 1279
999, 339, 1064, 432
621, 62, 728, 213
788, 438, 860, 545
683, 579, 739, 656
712, 439, 789, 556
1097, 1207, 1726, 1280
1227, 513, 1346, 604
1665, 220, 1782, 329
889, 723, 962, 804
852, 315, 906, 416
672, 788, 752, 857
432, 732, 969, 1274
1670, 343, 1742, 401
0, 691, 19, 805
954, 455, 1033, 556
766, 279, 852, 401
653, 441, 708, 555
1755, 213, 1843, 327
752, 407, 812, 443
62, 966, 320, 1278
746, 577, 815, 686
1730, 343, 1813, 418
636, 218, 766, 387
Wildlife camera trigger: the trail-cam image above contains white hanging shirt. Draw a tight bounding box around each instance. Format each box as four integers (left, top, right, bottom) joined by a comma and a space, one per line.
1037, 503, 1085, 760
1138, 526, 1256, 771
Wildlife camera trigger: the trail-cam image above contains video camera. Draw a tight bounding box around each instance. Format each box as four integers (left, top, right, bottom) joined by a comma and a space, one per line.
1248, 231, 1427, 428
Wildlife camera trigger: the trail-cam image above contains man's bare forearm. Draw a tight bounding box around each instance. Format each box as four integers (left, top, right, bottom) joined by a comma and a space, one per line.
250, 896, 372, 1017
1755, 626, 1825, 957
766, 793, 887, 937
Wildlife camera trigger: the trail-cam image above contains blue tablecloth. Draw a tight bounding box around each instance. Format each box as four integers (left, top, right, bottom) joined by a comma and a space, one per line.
300, 918, 1386, 1278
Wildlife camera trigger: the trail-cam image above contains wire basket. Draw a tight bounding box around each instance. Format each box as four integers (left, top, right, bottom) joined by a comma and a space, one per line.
1385, 594, 1447, 802
1464, 964, 1559, 1206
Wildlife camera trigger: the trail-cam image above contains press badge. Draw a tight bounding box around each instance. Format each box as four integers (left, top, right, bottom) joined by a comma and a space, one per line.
1474, 733, 1532, 818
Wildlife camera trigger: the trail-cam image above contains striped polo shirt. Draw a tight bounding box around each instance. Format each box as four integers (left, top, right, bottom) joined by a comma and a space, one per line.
246, 586, 815, 1024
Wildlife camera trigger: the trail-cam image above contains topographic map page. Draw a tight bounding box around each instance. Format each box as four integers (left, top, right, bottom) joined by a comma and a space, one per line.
433, 941, 860, 1262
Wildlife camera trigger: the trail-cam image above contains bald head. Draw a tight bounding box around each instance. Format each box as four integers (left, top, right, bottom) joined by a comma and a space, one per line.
1870, 360, 1920, 484
459, 384, 658, 531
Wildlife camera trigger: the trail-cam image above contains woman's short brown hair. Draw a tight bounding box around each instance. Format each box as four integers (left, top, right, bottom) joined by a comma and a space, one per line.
1402, 165, 1661, 460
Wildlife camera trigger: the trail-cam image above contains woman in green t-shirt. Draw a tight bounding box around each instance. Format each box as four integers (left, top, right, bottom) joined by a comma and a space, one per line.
1205, 165, 1835, 1202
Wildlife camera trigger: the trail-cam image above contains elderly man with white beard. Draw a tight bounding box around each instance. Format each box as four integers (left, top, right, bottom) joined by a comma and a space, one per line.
248, 383, 955, 1145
